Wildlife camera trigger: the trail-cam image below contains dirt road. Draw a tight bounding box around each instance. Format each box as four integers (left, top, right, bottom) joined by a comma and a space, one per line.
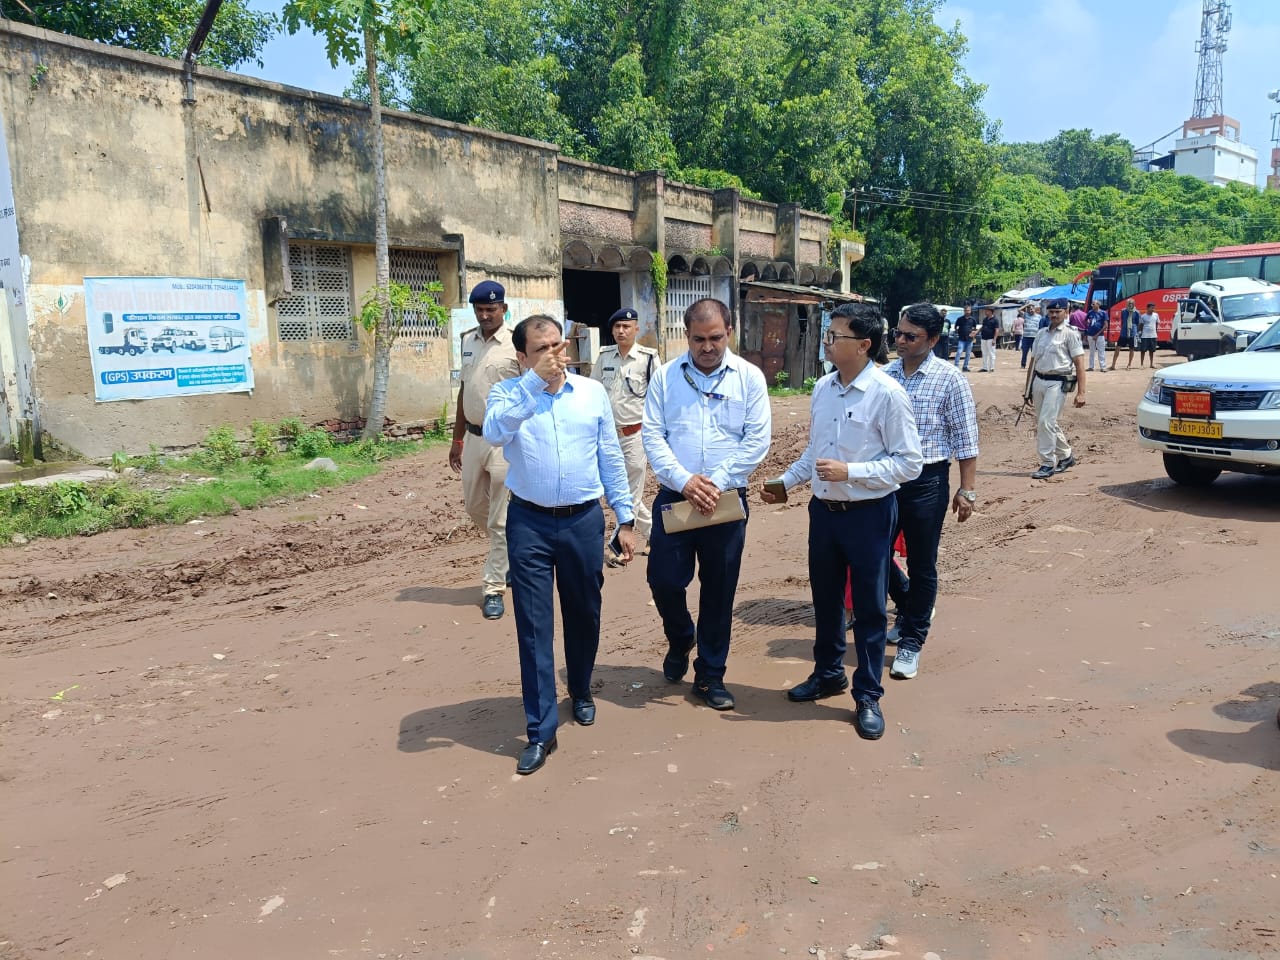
3, 352, 1278, 960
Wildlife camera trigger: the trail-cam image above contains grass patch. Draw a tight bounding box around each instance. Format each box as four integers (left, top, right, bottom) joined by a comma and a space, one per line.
1, 425, 443, 545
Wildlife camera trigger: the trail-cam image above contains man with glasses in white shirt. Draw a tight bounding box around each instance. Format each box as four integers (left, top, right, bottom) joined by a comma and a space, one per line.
762, 303, 922, 740
643, 298, 771, 711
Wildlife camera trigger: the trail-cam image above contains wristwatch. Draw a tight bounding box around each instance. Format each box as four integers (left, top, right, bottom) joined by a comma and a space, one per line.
618, 520, 635, 528
957, 489, 977, 503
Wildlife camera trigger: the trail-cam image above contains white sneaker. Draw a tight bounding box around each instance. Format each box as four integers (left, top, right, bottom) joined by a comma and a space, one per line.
890, 647, 920, 680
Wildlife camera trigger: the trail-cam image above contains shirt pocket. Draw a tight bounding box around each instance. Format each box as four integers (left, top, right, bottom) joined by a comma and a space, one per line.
836, 409, 879, 463
710, 398, 746, 434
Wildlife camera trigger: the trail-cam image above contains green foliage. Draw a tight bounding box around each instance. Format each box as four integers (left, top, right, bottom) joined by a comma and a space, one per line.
249, 420, 278, 462
773, 370, 790, 388
803, 376, 818, 392
282, 0, 429, 69
139, 444, 163, 472
356, 280, 449, 343
277, 418, 306, 449
110, 450, 129, 473
294, 429, 336, 459
195, 425, 241, 471
13, 0, 276, 68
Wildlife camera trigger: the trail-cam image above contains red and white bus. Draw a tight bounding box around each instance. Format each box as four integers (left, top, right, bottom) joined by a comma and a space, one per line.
1082, 242, 1280, 345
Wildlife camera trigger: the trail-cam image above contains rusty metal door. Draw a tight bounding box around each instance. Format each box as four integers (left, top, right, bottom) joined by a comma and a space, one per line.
760, 305, 788, 384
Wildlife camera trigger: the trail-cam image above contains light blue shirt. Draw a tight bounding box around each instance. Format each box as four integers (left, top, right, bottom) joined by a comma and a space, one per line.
642, 348, 771, 493
781, 362, 923, 500
483, 369, 634, 523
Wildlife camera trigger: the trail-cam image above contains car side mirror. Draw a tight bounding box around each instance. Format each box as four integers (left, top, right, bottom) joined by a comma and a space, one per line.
1236, 333, 1250, 350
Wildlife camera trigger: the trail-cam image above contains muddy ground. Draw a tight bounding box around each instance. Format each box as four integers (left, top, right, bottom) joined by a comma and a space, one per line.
2, 349, 1278, 960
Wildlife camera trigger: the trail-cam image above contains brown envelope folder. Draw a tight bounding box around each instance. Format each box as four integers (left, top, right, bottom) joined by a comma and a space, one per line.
658, 490, 747, 533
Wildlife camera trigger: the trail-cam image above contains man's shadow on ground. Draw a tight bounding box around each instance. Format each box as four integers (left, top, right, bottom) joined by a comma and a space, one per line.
395, 585, 478, 607
1167, 681, 1280, 771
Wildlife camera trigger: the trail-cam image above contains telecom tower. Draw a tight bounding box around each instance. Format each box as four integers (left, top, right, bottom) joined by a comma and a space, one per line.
1169, 0, 1257, 187
1190, 0, 1231, 121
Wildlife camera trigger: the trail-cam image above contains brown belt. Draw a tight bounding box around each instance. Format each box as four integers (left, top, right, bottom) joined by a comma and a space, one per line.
618, 423, 643, 437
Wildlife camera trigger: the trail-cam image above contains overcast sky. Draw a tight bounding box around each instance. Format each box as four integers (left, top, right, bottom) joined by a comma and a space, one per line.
239, 0, 1280, 188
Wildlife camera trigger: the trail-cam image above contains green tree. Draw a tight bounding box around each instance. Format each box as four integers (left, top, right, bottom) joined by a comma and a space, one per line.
592, 50, 677, 170
283, 0, 429, 440
9, 0, 275, 67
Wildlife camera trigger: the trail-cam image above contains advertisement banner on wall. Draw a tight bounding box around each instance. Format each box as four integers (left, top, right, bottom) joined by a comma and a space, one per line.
84, 277, 255, 402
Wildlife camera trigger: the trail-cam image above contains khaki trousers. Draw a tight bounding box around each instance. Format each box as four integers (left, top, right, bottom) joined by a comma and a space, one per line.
618, 429, 652, 541
1032, 377, 1072, 468
461, 433, 510, 596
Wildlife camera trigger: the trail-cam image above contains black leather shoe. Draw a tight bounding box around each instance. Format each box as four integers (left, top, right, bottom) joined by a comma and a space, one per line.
692, 679, 735, 710
1055, 454, 1077, 473
516, 737, 557, 775
662, 642, 695, 682
787, 673, 849, 702
482, 594, 504, 620
853, 700, 884, 740
572, 698, 596, 725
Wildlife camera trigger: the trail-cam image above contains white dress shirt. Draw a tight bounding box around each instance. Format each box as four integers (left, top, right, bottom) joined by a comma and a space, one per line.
483, 369, 634, 522
781, 362, 923, 500
642, 348, 771, 492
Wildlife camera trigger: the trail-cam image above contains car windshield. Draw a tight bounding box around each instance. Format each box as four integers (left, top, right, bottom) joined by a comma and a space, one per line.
1246, 318, 1280, 351
1220, 291, 1280, 322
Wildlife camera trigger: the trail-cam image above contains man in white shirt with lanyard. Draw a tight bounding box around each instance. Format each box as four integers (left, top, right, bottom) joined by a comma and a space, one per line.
762, 302, 922, 740
643, 298, 771, 712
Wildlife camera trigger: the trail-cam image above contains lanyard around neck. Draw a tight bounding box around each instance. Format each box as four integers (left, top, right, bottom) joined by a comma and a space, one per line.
682, 362, 729, 400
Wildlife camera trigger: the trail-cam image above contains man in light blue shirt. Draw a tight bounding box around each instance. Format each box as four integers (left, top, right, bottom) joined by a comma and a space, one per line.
762, 302, 922, 740
643, 298, 771, 711
484, 315, 636, 775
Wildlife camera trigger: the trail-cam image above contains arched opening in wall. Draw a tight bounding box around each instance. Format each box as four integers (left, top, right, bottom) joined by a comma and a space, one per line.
711, 257, 733, 278
777, 262, 795, 283
829, 268, 843, 289
797, 266, 816, 286
598, 246, 625, 271
691, 256, 711, 277
628, 248, 653, 272
740, 261, 760, 281
667, 254, 691, 275
761, 263, 779, 281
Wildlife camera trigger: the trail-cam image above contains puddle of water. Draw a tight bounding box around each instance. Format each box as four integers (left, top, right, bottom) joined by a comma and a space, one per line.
0, 460, 84, 481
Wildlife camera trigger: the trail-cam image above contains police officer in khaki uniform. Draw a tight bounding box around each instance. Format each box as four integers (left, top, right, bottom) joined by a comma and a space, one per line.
449, 280, 521, 619
1023, 297, 1087, 480
590, 307, 658, 554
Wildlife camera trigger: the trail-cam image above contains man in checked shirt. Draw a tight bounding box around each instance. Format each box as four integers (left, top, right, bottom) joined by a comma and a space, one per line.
762, 302, 922, 740
881, 302, 980, 681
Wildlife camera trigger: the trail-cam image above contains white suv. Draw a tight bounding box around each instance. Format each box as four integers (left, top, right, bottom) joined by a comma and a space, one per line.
1172, 277, 1280, 360
1138, 317, 1280, 485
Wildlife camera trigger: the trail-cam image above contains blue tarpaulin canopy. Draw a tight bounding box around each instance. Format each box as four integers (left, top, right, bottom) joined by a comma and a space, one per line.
1020, 282, 1093, 302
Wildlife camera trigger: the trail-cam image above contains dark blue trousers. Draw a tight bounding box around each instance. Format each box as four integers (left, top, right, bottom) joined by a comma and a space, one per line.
646, 487, 748, 683
506, 500, 604, 744
892, 460, 951, 652
808, 494, 897, 703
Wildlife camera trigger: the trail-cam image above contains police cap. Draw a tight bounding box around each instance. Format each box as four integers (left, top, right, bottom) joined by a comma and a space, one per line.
608, 307, 638, 326
1047, 297, 1070, 310
469, 280, 505, 304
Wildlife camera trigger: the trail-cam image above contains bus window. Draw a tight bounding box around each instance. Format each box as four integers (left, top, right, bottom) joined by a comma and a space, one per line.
1120, 264, 1162, 299
1211, 256, 1262, 280
1164, 260, 1210, 285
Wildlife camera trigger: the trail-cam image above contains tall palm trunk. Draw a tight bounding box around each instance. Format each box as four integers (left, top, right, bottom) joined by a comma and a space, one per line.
361, 22, 393, 439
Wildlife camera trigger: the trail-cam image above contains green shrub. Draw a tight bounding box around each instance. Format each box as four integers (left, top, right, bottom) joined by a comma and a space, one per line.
196, 425, 241, 470
294, 428, 335, 459
773, 370, 790, 388
277, 417, 305, 450
249, 420, 277, 462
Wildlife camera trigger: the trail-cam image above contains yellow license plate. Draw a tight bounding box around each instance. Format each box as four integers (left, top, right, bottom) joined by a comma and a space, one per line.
1169, 419, 1223, 439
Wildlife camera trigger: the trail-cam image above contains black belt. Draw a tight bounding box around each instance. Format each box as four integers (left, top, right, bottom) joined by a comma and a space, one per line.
1034, 371, 1071, 382
465, 422, 483, 436
919, 459, 951, 475
814, 496, 888, 512
509, 493, 596, 517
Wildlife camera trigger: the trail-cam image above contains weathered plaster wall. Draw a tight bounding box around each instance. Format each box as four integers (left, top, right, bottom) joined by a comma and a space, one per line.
0, 23, 560, 456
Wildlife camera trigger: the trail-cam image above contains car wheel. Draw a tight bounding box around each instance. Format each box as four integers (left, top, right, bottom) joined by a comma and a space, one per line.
1162, 453, 1222, 487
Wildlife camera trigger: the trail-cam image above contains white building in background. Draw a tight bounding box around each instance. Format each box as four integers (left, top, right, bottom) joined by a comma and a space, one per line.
1169, 115, 1258, 188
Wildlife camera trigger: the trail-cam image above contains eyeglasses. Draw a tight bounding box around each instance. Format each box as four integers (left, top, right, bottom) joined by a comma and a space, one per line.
823, 331, 865, 345
893, 329, 922, 343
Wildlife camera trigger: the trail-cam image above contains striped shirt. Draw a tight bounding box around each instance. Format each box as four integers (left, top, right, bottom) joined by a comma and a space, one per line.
643, 348, 771, 493
483, 370, 634, 521
884, 352, 980, 465
780, 362, 923, 500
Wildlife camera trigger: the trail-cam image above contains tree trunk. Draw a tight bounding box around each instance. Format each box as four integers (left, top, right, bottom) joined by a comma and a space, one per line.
361, 23, 393, 440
